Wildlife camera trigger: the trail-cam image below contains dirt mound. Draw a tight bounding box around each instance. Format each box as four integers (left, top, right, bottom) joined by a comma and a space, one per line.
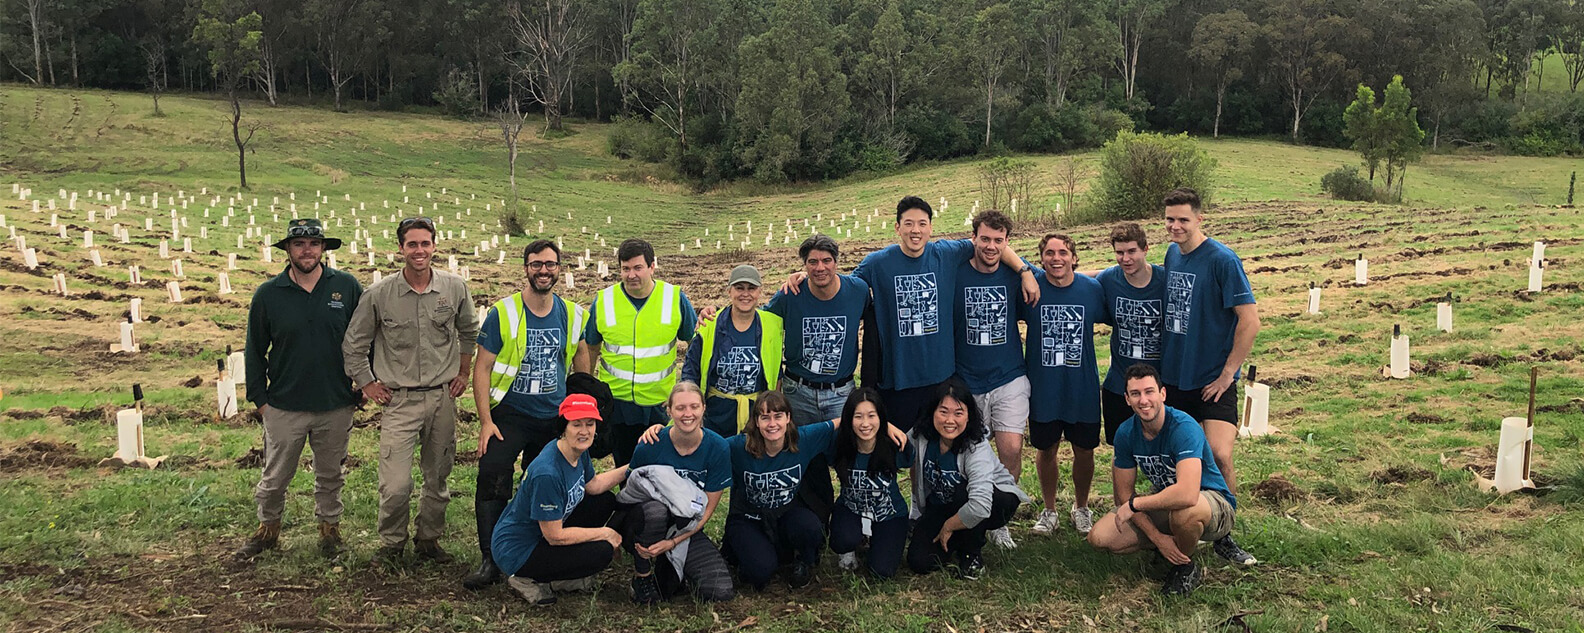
1404, 412, 1449, 424
1250, 475, 1302, 502
0, 440, 98, 472
1265, 374, 1316, 389
182, 375, 204, 388
234, 447, 264, 469
49, 405, 113, 425
1371, 465, 1434, 484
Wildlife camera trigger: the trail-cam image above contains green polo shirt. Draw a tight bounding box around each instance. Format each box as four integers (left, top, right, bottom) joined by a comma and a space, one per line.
245, 266, 364, 412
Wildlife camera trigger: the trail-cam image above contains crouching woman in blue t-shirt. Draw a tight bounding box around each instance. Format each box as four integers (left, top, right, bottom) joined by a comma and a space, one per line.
491, 394, 629, 606
626, 382, 735, 604
907, 378, 1030, 580
829, 387, 915, 579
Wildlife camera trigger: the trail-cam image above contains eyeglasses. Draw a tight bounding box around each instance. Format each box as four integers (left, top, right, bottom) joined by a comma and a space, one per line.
527, 261, 562, 271
399, 217, 435, 230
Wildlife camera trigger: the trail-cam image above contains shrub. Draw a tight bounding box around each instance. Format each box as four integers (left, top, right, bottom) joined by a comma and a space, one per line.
897, 104, 976, 160
1094, 131, 1216, 221
605, 116, 671, 163
1088, 106, 1136, 143
1320, 166, 1375, 201
431, 69, 479, 120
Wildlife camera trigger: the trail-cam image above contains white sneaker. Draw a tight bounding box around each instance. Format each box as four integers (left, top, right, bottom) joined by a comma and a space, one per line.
506, 575, 556, 606
1071, 505, 1095, 535
988, 526, 1017, 549
837, 552, 858, 571
1032, 509, 1061, 535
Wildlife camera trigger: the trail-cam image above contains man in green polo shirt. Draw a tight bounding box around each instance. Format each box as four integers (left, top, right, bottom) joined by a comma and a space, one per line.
235, 218, 364, 561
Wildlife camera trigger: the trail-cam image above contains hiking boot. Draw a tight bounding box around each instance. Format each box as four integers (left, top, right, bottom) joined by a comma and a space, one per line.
507, 575, 556, 606
1213, 535, 1257, 566
549, 575, 596, 593
232, 521, 281, 560
837, 552, 858, 572
1162, 561, 1201, 596
414, 539, 455, 564
1032, 509, 1060, 535
1070, 505, 1095, 536
374, 543, 405, 565
953, 553, 984, 581
631, 573, 662, 605
787, 561, 813, 588
988, 526, 1018, 550
317, 522, 345, 559
462, 556, 502, 590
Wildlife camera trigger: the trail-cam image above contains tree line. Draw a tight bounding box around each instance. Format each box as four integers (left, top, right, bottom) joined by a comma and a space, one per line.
4, 0, 1582, 185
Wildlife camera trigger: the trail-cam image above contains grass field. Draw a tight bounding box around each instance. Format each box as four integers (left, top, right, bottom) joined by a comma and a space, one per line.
2, 84, 1583, 632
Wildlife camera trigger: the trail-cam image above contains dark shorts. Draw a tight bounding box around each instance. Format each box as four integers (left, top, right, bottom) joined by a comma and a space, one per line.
880, 380, 949, 434
1164, 382, 1239, 426
1029, 419, 1101, 451
1100, 389, 1132, 446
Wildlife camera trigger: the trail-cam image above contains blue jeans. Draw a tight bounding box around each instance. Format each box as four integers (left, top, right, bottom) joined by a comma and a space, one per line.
781, 378, 854, 427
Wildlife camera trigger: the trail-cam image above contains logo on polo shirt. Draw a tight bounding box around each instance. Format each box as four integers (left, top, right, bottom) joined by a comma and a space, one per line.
329, 291, 345, 310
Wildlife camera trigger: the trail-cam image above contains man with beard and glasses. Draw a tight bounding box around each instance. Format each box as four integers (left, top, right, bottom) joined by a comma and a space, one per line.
462, 239, 591, 589
235, 219, 363, 562
344, 216, 480, 564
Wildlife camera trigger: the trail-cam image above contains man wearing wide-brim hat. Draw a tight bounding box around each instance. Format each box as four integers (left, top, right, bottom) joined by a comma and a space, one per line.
236, 218, 363, 561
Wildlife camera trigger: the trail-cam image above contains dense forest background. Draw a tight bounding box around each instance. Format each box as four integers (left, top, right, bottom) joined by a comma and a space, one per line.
3, 0, 1581, 184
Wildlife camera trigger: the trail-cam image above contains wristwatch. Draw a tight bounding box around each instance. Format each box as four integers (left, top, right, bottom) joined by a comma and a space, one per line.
1019, 263, 1034, 275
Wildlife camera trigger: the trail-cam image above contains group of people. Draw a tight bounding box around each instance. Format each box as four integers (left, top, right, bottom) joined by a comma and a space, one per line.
239, 187, 1260, 602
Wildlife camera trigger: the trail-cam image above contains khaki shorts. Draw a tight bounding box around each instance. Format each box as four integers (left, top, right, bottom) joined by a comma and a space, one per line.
973, 375, 1031, 435
1131, 490, 1234, 544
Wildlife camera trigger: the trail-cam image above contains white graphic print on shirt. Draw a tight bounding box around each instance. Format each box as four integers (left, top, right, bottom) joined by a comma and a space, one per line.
842, 468, 897, 520
963, 285, 1009, 346
743, 465, 802, 509
511, 328, 563, 395
713, 346, 763, 394
894, 273, 939, 337
1039, 304, 1086, 367
1166, 271, 1195, 335
924, 458, 964, 505
1113, 297, 1163, 360
800, 316, 847, 376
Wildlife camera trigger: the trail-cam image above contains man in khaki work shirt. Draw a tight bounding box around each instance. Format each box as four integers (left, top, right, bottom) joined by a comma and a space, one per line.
343, 217, 480, 564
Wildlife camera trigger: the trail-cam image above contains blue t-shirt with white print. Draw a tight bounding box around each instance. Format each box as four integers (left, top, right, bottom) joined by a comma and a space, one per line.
765, 274, 870, 384
1161, 238, 1255, 390
921, 440, 966, 507
1096, 264, 1166, 395
491, 441, 594, 576
1113, 406, 1236, 509
1019, 273, 1107, 424
629, 426, 733, 493
953, 260, 1026, 394
477, 297, 579, 420
853, 239, 976, 390
835, 442, 916, 522
727, 421, 837, 516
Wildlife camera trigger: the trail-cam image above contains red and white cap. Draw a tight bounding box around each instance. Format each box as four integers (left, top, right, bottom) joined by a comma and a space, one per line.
559, 393, 602, 422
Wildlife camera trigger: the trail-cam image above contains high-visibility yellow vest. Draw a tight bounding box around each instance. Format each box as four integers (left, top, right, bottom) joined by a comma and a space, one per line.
486, 292, 584, 407
595, 281, 684, 406
697, 310, 784, 393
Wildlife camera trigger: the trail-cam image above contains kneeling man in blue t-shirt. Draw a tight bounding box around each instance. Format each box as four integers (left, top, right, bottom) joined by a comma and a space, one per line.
1086, 363, 1237, 597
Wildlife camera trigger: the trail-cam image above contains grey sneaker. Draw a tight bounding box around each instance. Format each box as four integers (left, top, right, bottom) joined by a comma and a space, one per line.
837, 552, 858, 571
1161, 561, 1201, 596
549, 575, 596, 593
506, 575, 556, 606
988, 526, 1017, 549
1032, 509, 1060, 535
1070, 505, 1095, 536
1213, 535, 1258, 566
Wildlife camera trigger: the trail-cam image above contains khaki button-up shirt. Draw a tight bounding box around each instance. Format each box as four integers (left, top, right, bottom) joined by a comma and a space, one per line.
343, 269, 480, 389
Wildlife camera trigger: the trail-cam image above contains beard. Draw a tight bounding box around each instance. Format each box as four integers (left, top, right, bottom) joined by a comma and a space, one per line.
529, 273, 557, 294
291, 257, 321, 276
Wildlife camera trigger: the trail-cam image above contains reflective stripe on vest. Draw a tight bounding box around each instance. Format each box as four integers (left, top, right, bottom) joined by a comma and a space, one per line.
595, 281, 683, 406
486, 292, 582, 407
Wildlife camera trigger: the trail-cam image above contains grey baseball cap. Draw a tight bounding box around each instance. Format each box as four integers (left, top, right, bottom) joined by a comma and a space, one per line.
728, 264, 762, 287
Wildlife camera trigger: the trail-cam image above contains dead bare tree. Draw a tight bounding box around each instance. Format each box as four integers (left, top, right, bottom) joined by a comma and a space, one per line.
506, 0, 592, 133
1057, 156, 1083, 221
495, 90, 529, 233
141, 41, 167, 116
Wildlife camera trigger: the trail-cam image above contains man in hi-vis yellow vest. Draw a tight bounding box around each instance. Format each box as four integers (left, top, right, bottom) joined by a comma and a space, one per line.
464, 239, 590, 590
586, 238, 698, 466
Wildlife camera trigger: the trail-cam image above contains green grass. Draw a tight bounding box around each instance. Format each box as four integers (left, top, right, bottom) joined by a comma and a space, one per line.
2, 85, 1584, 632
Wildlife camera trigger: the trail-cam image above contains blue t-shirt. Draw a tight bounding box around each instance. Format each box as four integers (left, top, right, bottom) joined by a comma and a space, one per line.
491, 442, 595, 576
1162, 238, 1255, 391
953, 260, 1026, 394
921, 440, 965, 506
476, 296, 580, 419
765, 274, 870, 384
727, 421, 837, 516
854, 239, 977, 390
1113, 406, 1236, 509
682, 314, 767, 395
630, 427, 733, 493
582, 285, 698, 349
1097, 265, 1166, 395
1019, 273, 1107, 424
835, 443, 916, 522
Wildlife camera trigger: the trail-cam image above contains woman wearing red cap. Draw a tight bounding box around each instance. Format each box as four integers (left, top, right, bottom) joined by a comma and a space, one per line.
491, 394, 629, 606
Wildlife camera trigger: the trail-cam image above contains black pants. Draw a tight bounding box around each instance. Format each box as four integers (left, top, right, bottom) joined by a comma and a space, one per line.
906, 488, 1021, 575
880, 380, 950, 434
475, 406, 558, 557
722, 507, 825, 590
514, 491, 619, 581
622, 500, 735, 601
828, 504, 909, 578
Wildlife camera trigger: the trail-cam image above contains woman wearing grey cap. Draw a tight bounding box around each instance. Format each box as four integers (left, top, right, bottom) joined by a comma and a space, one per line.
681, 264, 784, 438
